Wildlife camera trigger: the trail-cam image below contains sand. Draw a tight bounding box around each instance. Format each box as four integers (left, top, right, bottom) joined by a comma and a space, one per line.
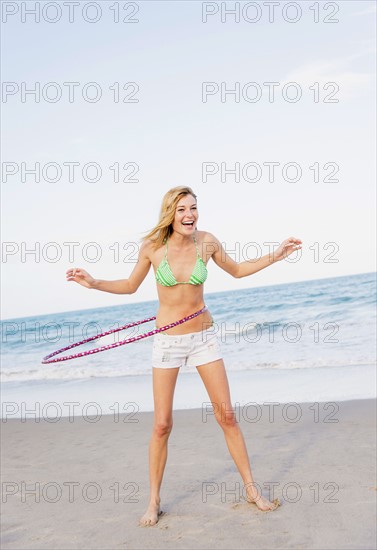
1, 398, 376, 549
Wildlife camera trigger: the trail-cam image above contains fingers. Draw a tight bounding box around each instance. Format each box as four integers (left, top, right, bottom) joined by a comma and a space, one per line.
287, 237, 302, 243
284, 237, 302, 251
66, 268, 81, 281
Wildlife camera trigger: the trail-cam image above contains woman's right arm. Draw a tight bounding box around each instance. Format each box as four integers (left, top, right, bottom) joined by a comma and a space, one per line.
66, 240, 152, 295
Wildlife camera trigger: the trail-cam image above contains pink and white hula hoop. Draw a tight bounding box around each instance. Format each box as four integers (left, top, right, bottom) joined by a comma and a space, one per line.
41, 305, 208, 364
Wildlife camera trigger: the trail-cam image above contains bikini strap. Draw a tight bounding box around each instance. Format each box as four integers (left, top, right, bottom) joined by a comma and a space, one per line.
193, 234, 200, 257
164, 235, 200, 259
162, 237, 168, 259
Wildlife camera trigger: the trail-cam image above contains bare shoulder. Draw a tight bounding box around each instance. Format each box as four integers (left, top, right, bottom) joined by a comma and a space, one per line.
197, 230, 220, 245
139, 238, 163, 263
196, 231, 221, 260
138, 239, 154, 260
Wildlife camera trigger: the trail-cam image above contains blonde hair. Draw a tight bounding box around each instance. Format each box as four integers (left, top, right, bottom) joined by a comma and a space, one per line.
142, 186, 197, 249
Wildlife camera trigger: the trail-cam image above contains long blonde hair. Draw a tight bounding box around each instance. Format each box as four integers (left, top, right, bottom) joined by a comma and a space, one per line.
142, 186, 197, 249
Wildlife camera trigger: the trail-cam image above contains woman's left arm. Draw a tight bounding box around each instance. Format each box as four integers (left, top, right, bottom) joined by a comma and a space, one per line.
238, 236, 302, 278
207, 233, 302, 278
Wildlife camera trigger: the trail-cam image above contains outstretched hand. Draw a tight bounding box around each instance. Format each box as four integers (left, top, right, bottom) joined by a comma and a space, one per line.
274, 237, 302, 262
66, 268, 95, 289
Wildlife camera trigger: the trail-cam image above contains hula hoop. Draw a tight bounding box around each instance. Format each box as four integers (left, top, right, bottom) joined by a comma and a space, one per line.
41, 305, 208, 364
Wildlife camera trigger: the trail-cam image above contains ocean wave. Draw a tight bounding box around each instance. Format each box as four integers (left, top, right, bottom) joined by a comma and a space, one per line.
2, 358, 375, 384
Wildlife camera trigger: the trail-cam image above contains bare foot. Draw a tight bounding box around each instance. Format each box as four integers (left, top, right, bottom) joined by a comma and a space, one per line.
245, 486, 281, 512
139, 500, 162, 526
247, 494, 281, 512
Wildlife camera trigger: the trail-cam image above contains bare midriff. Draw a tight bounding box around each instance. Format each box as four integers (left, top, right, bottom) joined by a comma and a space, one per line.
155, 285, 213, 335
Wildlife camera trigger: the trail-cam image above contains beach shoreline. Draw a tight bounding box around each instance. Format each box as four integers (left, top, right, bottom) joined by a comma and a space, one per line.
1, 362, 375, 420
1, 398, 376, 549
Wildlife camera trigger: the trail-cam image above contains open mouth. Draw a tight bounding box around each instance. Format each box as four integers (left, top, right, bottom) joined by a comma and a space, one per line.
182, 221, 194, 227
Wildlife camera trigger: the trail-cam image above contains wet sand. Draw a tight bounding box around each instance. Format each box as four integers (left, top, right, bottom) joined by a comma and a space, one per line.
1, 398, 376, 549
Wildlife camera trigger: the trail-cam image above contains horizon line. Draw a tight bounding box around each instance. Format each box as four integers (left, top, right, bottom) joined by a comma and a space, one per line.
1, 270, 375, 322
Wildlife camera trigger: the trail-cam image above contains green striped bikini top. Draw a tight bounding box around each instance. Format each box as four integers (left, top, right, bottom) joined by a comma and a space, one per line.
155, 234, 208, 287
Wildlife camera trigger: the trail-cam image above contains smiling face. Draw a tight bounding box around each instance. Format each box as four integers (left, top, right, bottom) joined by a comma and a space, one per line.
171, 194, 198, 236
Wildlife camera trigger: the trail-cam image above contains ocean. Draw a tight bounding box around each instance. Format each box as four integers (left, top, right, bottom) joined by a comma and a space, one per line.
1, 272, 376, 418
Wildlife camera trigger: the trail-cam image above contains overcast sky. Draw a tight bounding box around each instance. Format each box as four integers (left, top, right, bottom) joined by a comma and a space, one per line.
1, 0, 376, 320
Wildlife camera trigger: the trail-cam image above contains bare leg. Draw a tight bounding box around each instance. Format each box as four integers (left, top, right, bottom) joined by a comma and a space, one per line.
196, 359, 280, 512
139, 366, 180, 526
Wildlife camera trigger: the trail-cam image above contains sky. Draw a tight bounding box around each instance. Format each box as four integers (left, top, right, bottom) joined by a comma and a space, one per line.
1, 0, 376, 320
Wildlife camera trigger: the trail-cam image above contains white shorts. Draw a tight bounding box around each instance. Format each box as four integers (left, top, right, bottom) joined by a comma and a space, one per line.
152, 328, 223, 369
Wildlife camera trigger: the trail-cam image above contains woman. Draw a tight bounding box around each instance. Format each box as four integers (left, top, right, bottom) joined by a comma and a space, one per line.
66, 186, 302, 525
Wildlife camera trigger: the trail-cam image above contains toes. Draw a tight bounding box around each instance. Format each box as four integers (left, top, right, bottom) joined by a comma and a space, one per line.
139, 514, 160, 526
272, 498, 281, 508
